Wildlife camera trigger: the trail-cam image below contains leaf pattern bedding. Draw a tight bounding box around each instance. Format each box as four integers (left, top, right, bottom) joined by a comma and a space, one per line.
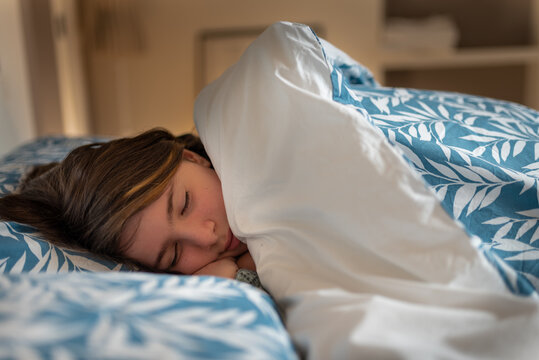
328, 54, 539, 295
0, 138, 296, 359
1, 20, 539, 359
0, 272, 295, 359
0, 137, 128, 273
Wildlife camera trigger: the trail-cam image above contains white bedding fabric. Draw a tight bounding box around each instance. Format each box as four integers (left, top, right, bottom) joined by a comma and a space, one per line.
195, 22, 539, 359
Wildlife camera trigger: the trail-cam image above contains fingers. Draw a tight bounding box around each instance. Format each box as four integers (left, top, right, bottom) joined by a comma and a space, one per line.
193, 257, 238, 279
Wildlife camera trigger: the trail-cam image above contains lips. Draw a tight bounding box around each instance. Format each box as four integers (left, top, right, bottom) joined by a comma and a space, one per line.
226, 229, 240, 252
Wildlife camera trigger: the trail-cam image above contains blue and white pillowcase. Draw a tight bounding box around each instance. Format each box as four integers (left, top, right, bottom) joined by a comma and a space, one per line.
0, 272, 297, 359
0, 136, 129, 273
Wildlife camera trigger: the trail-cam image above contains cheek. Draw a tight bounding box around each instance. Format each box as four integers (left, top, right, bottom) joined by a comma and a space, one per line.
202, 174, 227, 214
178, 248, 217, 274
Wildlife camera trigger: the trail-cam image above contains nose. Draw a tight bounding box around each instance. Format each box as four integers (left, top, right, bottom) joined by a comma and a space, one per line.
180, 219, 217, 249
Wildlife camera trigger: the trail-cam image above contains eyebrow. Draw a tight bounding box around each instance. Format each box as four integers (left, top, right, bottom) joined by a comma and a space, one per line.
154, 185, 175, 269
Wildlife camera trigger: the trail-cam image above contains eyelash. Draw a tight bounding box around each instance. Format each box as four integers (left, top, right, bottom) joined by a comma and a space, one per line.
169, 242, 179, 269
181, 191, 190, 215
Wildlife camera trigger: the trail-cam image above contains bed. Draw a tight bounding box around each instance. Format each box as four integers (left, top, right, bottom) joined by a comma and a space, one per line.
1, 22, 539, 359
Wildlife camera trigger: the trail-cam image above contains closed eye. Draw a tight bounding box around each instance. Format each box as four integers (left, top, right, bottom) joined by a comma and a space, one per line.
181, 191, 190, 215
168, 241, 179, 270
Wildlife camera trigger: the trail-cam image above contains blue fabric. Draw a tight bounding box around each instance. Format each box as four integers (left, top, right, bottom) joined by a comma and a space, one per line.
0, 137, 130, 273
0, 272, 296, 359
325, 48, 539, 296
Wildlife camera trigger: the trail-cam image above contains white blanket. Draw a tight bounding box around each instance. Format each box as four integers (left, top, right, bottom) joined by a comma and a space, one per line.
194, 22, 539, 359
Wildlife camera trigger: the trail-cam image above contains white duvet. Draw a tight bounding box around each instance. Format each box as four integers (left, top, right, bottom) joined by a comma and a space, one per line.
195, 22, 539, 359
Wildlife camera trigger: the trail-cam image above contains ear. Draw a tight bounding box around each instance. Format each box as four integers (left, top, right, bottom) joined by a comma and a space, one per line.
182, 149, 211, 168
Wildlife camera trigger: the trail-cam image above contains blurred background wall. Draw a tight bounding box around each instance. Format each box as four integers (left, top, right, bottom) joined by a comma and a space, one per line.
1, 0, 538, 157
0, 0, 37, 157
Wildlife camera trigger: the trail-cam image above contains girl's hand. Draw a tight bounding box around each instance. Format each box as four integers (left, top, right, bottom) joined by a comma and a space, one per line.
193, 257, 238, 279
236, 252, 256, 271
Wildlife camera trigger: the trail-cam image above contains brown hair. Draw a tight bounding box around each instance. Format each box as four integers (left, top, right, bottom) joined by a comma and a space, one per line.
0, 128, 208, 267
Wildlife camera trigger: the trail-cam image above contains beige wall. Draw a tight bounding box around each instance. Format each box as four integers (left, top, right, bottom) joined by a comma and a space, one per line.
0, 0, 37, 157
82, 0, 383, 136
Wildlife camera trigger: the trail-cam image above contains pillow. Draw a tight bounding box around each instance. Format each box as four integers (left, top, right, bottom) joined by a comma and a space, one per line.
194, 21, 539, 358
0, 137, 129, 273
0, 272, 296, 359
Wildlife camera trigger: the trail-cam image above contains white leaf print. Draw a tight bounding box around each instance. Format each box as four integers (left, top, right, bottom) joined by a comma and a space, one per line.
374, 114, 424, 122
513, 140, 525, 157
498, 166, 522, 180
494, 238, 535, 252
504, 250, 539, 261
493, 223, 513, 241
523, 273, 539, 290
491, 144, 500, 163
427, 159, 460, 180
483, 216, 511, 225
516, 209, 539, 218
391, 97, 400, 107
461, 135, 497, 142
472, 125, 521, 140
396, 143, 424, 168
408, 126, 418, 138
436, 185, 448, 201
464, 116, 477, 125
66, 254, 121, 272
520, 176, 535, 195
454, 149, 472, 166
372, 97, 390, 113
400, 131, 413, 145
434, 122, 446, 140
373, 119, 393, 126
523, 162, 539, 170
46, 248, 59, 272
467, 187, 488, 216
418, 101, 437, 117
480, 186, 501, 209
449, 164, 483, 182
0, 258, 8, 272
535, 142, 539, 160
472, 146, 486, 156
11, 252, 26, 273
501, 141, 510, 161
388, 129, 396, 143
531, 226, 539, 244
453, 184, 476, 219
418, 123, 431, 141
23, 235, 43, 260
437, 142, 451, 161
454, 113, 463, 121
438, 104, 449, 118
516, 220, 537, 239
59, 259, 69, 272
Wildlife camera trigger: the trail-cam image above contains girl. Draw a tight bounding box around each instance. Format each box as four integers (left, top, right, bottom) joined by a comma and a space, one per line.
0, 129, 259, 286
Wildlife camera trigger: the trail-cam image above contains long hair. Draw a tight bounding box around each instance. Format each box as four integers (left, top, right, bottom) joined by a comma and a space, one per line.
0, 129, 208, 266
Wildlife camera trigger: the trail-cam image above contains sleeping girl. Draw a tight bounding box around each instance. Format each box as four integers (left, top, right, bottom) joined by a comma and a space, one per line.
1, 21, 538, 358
0, 129, 260, 287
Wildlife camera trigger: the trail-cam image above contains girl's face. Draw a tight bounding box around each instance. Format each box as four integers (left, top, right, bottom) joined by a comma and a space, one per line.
120, 150, 247, 274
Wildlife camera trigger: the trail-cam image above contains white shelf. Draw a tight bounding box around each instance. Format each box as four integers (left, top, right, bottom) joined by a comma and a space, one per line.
381, 46, 539, 70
